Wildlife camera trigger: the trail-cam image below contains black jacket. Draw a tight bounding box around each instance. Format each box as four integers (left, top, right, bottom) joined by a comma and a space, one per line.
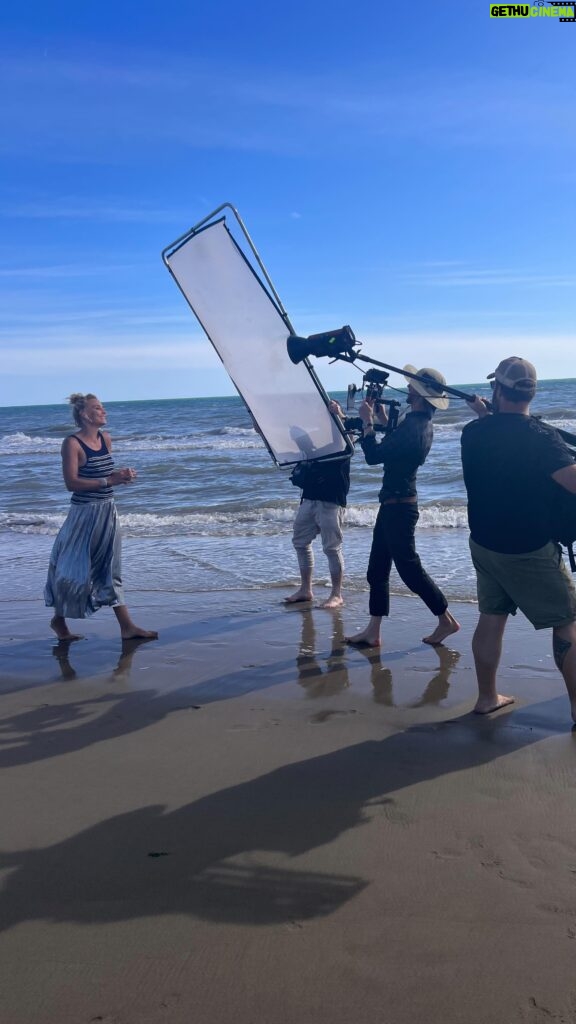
360, 411, 433, 502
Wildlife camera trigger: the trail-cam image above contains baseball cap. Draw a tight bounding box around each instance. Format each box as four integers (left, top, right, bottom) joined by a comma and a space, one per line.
487, 356, 537, 393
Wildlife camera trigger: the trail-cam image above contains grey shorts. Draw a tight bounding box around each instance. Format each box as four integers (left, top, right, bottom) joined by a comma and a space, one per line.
292, 499, 345, 553
470, 538, 576, 630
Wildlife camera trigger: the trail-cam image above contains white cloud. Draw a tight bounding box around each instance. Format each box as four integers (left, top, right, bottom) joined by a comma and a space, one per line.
0, 200, 182, 223
287, 329, 576, 392
3, 327, 573, 395
0, 262, 143, 278
1, 337, 222, 376
398, 268, 576, 288
378, 331, 574, 380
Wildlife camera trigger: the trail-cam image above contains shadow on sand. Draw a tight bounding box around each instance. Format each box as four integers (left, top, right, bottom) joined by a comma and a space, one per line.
0, 697, 571, 931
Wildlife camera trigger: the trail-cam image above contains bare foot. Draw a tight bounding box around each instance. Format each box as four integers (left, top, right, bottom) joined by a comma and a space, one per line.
120, 626, 158, 640
320, 595, 343, 609
473, 694, 515, 715
423, 612, 461, 646
346, 629, 381, 648
284, 589, 313, 604
50, 616, 83, 641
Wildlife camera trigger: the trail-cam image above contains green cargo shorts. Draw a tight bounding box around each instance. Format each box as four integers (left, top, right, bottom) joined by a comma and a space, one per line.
470, 538, 576, 630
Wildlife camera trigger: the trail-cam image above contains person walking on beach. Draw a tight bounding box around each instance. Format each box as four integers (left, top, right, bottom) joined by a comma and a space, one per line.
285, 400, 351, 609
462, 357, 576, 719
347, 366, 460, 647
45, 393, 158, 642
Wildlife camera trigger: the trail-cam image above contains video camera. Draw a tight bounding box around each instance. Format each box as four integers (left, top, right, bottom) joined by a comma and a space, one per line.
343, 369, 401, 435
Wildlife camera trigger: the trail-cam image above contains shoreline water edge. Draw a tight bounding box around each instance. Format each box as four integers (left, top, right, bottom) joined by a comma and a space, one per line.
2, 380, 575, 607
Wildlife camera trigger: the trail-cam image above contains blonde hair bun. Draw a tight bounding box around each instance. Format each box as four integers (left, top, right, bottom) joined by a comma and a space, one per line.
68, 392, 97, 427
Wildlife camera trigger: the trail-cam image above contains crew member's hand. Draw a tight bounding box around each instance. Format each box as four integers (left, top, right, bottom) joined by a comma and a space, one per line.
374, 402, 388, 426
466, 396, 491, 419
328, 399, 345, 420
358, 399, 373, 427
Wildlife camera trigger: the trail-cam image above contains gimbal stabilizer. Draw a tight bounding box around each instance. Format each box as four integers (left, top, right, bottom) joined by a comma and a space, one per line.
345, 370, 401, 435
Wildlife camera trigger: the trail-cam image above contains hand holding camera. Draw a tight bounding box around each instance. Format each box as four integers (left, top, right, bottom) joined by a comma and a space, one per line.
358, 398, 375, 429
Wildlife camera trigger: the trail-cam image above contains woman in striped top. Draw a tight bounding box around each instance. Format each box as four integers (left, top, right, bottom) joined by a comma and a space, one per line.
45, 393, 158, 642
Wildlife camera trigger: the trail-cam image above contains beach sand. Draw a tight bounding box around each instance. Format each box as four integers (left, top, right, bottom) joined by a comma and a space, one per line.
1, 589, 576, 1024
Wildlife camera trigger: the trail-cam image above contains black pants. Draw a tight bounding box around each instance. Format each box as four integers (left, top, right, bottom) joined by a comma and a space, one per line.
367, 503, 448, 618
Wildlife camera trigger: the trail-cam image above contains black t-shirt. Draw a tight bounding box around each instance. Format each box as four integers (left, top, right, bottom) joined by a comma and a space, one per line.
301, 456, 351, 507
360, 411, 434, 502
461, 414, 574, 553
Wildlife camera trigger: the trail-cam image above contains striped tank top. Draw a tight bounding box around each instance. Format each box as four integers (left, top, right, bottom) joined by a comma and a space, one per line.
70, 433, 115, 504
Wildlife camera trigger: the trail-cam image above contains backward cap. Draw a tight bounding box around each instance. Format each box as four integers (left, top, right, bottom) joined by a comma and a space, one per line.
487, 356, 537, 392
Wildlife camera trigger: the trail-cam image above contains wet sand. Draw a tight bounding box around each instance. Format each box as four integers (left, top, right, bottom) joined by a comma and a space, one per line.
1, 590, 576, 1024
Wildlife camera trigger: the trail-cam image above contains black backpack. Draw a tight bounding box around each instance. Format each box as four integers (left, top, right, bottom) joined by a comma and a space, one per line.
289, 462, 314, 489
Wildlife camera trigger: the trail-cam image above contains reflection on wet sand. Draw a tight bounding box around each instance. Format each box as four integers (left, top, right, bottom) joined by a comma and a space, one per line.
346, 644, 393, 704
52, 635, 157, 684
306, 626, 460, 707
409, 647, 461, 707
357, 644, 460, 707
51, 641, 78, 681
296, 609, 350, 698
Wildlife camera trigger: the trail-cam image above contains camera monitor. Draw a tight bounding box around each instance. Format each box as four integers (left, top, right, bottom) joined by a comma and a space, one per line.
162, 205, 353, 466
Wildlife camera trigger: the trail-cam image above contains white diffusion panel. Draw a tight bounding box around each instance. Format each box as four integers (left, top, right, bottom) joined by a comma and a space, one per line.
166, 220, 347, 465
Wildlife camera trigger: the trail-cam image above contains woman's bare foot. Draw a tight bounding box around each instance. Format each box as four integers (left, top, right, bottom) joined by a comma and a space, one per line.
320, 594, 343, 609
346, 627, 381, 648
113, 606, 158, 640
284, 589, 313, 604
473, 694, 515, 715
50, 616, 83, 641
120, 626, 158, 640
423, 611, 461, 646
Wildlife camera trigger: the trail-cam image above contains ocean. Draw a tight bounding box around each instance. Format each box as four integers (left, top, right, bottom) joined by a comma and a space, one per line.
1, 379, 575, 609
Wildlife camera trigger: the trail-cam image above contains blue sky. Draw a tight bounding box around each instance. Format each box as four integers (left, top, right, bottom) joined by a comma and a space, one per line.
1, 0, 575, 406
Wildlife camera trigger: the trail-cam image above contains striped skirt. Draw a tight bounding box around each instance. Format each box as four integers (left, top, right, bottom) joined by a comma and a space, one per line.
45, 499, 125, 619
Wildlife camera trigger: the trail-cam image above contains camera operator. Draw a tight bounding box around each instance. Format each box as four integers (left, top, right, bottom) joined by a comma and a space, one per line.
347, 366, 460, 648
284, 400, 351, 609
462, 356, 576, 720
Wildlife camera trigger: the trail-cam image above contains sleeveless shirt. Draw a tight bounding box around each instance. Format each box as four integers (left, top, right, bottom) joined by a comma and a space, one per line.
70, 433, 115, 504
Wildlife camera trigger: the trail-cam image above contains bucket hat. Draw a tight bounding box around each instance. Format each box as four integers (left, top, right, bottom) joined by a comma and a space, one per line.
403, 365, 449, 411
